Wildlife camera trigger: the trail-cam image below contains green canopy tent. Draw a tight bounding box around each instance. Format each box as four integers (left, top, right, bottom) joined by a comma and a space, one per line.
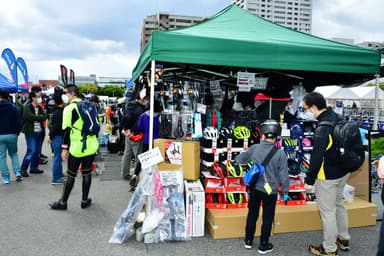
133, 5, 380, 87
131, 4, 381, 146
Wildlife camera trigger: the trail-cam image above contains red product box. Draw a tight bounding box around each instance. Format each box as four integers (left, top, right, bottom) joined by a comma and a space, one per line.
202, 171, 226, 193
205, 193, 227, 209
226, 192, 248, 208
225, 177, 246, 192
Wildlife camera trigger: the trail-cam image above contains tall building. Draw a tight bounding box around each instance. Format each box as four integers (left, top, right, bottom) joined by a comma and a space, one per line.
141, 13, 206, 51
232, 0, 312, 33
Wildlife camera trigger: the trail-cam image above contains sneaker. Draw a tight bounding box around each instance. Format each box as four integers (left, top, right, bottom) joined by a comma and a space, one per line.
40, 154, 48, 159
81, 198, 92, 209
49, 200, 67, 210
130, 175, 137, 187
2, 177, 10, 184
39, 158, 48, 165
15, 171, 22, 182
308, 244, 338, 256
258, 243, 273, 254
336, 237, 349, 251
21, 170, 29, 177
244, 239, 253, 249
30, 169, 44, 174
51, 179, 65, 185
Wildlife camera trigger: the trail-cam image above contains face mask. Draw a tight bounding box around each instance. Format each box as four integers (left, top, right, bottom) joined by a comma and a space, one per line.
37, 97, 42, 104
61, 94, 69, 104
304, 111, 315, 120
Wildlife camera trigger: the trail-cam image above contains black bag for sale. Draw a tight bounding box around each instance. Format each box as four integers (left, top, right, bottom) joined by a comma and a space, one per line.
107, 135, 121, 153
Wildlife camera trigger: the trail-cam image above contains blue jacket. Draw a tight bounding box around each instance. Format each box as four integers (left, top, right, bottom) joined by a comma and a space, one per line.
0, 100, 22, 135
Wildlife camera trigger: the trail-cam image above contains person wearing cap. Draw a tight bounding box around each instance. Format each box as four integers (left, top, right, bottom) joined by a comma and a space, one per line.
234, 119, 289, 254
0, 89, 22, 184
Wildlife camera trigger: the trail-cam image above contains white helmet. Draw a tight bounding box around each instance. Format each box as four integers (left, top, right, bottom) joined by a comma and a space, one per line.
203, 127, 219, 140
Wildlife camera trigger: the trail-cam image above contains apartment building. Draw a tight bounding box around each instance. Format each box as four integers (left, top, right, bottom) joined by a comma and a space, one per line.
141, 13, 206, 51
232, 0, 312, 33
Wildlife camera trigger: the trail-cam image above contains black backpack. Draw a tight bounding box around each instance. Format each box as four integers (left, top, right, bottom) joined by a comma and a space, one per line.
75, 101, 100, 152
319, 120, 365, 172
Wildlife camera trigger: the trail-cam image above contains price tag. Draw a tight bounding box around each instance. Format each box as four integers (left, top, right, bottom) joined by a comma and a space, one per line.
264, 182, 272, 195
138, 147, 164, 169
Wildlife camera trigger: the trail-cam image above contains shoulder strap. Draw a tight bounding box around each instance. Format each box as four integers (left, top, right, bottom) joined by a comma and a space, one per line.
262, 146, 278, 167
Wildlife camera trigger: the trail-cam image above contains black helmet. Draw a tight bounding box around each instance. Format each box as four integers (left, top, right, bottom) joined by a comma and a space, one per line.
287, 159, 300, 176
260, 119, 281, 138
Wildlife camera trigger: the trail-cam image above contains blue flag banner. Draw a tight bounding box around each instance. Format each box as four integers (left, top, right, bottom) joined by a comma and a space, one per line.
17, 57, 29, 91
1, 48, 18, 90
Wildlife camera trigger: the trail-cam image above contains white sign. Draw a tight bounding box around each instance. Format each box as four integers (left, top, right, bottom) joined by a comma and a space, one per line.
237, 72, 255, 88
138, 147, 164, 169
209, 80, 221, 93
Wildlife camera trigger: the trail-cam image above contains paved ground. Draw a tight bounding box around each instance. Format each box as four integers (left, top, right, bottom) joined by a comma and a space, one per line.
0, 134, 382, 256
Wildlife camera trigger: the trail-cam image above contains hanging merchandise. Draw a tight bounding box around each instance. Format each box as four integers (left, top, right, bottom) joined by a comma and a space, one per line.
175, 116, 184, 139
226, 161, 244, 177
191, 112, 203, 139
159, 114, 172, 138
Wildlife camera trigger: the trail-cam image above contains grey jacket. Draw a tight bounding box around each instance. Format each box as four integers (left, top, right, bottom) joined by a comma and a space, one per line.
235, 140, 289, 195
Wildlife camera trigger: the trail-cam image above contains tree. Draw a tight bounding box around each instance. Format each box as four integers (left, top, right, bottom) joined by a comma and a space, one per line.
77, 84, 98, 94
100, 85, 125, 97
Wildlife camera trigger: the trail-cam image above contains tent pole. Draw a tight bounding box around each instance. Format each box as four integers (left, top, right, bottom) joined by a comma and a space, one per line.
269, 97, 272, 118
149, 60, 155, 150
373, 74, 379, 131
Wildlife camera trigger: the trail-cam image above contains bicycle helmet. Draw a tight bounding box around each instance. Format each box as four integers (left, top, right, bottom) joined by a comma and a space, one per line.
219, 127, 232, 139
287, 159, 300, 175
302, 137, 312, 147
227, 193, 244, 204
233, 126, 251, 139
260, 119, 281, 138
226, 161, 244, 177
290, 123, 304, 139
210, 162, 227, 179
203, 127, 219, 140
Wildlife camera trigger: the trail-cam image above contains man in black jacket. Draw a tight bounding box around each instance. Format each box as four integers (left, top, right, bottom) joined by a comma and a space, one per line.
120, 97, 146, 180
47, 95, 65, 184
303, 92, 350, 256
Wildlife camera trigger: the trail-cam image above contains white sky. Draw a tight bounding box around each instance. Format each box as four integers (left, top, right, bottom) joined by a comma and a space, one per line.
0, 0, 382, 82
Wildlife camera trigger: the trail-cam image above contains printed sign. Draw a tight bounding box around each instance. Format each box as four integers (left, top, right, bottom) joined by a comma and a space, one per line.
165, 141, 182, 165
138, 147, 164, 169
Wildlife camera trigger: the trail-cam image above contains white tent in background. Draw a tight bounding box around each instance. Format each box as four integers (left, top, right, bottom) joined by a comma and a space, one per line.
327, 87, 360, 99
360, 87, 384, 99
314, 85, 340, 98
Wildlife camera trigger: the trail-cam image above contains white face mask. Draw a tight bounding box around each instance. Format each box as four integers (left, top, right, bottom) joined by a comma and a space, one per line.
37, 97, 42, 104
61, 94, 69, 104
304, 111, 315, 120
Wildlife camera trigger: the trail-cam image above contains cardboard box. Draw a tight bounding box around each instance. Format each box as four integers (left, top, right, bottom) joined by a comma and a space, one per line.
155, 139, 200, 180
348, 156, 370, 201
184, 180, 205, 237
274, 197, 376, 233
206, 208, 261, 239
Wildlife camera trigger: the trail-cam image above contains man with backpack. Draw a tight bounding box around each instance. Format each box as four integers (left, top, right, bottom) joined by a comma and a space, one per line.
234, 119, 289, 254
303, 92, 351, 256
49, 84, 99, 210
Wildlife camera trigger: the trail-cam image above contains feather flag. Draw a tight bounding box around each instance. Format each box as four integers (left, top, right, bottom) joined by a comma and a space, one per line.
16, 57, 29, 92
1, 48, 18, 90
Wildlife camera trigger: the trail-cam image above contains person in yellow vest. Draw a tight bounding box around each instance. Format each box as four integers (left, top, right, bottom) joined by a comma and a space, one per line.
49, 84, 98, 210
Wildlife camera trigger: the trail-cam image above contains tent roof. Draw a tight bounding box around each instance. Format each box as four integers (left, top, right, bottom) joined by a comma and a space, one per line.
132, 5, 380, 88
327, 87, 360, 99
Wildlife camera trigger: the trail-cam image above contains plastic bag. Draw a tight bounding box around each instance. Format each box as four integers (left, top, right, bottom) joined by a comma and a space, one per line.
142, 168, 164, 233
108, 170, 151, 244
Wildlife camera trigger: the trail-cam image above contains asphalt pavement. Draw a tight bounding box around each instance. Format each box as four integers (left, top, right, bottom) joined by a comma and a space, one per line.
0, 133, 382, 256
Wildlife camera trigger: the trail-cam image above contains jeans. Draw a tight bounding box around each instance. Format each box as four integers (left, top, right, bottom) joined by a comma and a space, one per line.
377, 188, 384, 256
245, 189, 277, 245
51, 136, 64, 182
0, 134, 20, 179
21, 133, 42, 171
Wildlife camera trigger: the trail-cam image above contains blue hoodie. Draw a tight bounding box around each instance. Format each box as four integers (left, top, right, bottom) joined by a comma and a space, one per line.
0, 100, 22, 135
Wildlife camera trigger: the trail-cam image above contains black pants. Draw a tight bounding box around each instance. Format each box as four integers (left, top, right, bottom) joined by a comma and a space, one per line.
61, 154, 95, 203
245, 189, 277, 245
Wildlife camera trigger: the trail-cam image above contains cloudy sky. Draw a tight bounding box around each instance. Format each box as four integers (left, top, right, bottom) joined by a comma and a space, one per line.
0, 0, 382, 83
